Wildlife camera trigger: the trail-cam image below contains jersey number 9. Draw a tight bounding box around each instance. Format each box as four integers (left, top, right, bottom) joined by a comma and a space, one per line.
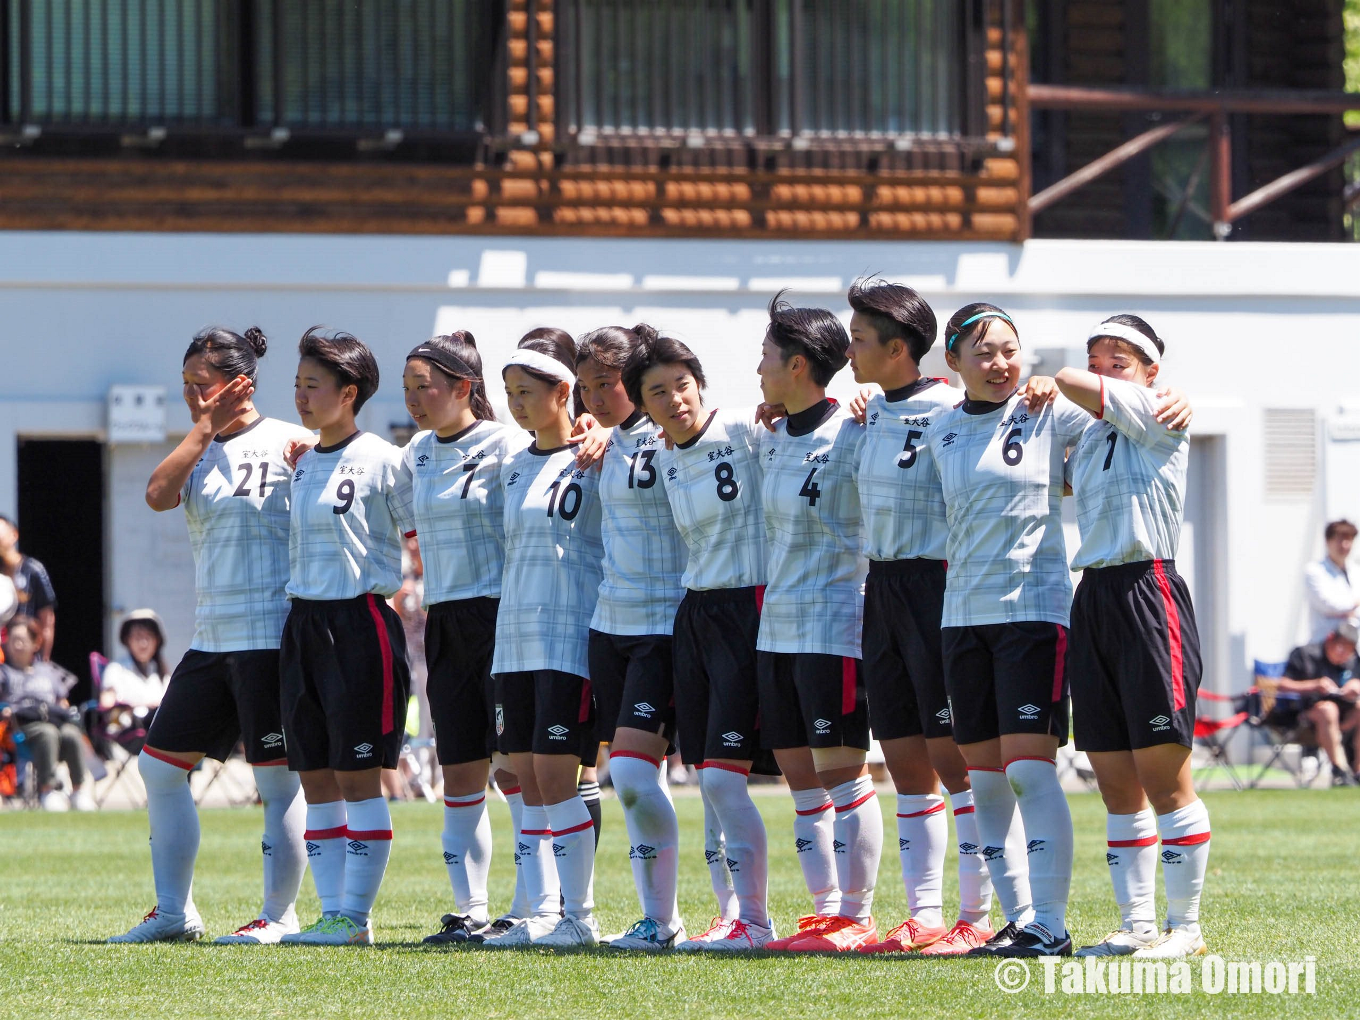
333, 478, 356, 515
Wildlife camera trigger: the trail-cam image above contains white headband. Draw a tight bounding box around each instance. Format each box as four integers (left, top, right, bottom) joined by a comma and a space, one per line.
503, 349, 576, 387
1088, 322, 1161, 366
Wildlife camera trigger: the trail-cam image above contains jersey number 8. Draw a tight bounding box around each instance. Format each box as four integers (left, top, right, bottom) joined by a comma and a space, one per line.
714, 462, 738, 502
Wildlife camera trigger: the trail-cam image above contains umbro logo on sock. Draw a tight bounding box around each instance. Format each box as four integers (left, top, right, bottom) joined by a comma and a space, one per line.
630, 844, 657, 860
726, 857, 740, 873
1106, 852, 1119, 866
553, 843, 567, 857
833, 839, 846, 854
547, 725, 570, 740
347, 840, 370, 856
899, 838, 909, 851
982, 845, 1005, 861
959, 842, 978, 855
705, 850, 721, 865
633, 702, 656, 717
1161, 849, 1184, 864
1027, 839, 1046, 854
1149, 715, 1171, 731
1018, 703, 1041, 720
517, 841, 532, 855
306, 841, 321, 855
261, 840, 272, 856
261, 732, 284, 748
721, 731, 743, 746
443, 851, 458, 864
353, 742, 374, 758
813, 718, 832, 734
795, 838, 813, 853
513, 853, 521, 865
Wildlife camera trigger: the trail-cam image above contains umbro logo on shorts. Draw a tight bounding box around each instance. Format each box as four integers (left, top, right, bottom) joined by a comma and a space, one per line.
306, 841, 320, 855
495, 705, 505, 736
1162, 849, 1184, 864
1018, 703, 1040, 720
721, 731, 743, 746
1150, 714, 1171, 731
959, 842, 978, 855
982, 845, 1005, 861
833, 839, 846, 854
935, 708, 952, 722
443, 851, 458, 864
1027, 839, 1046, 854
354, 742, 374, 758
261, 732, 284, 748
547, 724, 570, 740
630, 844, 657, 860
813, 718, 832, 734
347, 840, 369, 856
1106, 853, 1119, 866
795, 838, 813, 853
898, 838, 909, 851
633, 702, 656, 717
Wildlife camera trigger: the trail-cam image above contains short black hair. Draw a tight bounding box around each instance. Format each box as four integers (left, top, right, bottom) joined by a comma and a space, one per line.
1090, 313, 1166, 366
621, 333, 707, 409
297, 327, 380, 412
184, 326, 268, 382
847, 277, 937, 365
1326, 519, 1358, 541
943, 302, 1017, 355
765, 291, 849, 387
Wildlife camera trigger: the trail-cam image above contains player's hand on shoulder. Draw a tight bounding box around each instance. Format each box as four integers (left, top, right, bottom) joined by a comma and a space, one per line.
755, 402, 786, 432
847, 387, 872, 425
284, 438, 316, 470
569, 414, 609, 470
1020, 374, 1059, 410
1154, 387, 1193, 431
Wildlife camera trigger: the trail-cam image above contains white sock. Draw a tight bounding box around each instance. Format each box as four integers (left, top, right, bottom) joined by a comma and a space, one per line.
946, 787, 993, 926
1005, 758, 1073, 937
968, 768, 1032, 925
519, 804, 561, 919
1106, 810, 1158, 935
1158, 799, 1210, 930
340, 797, 393, 925
442, 791, 492, 924
829, 775, 882, 923
303, 800, 348, 916
790, 787, 840, 916
252, 765, 305, 923
896, 793, 946, 928
697, 764, 769, 926
610, 752, 680, 926
138, 751, 199, 916
700, 781, 738, 920
545, 796, 597, 920
503, 786, 529, 918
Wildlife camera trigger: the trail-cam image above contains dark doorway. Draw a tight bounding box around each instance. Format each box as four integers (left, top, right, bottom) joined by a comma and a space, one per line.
16, 439, 105, 702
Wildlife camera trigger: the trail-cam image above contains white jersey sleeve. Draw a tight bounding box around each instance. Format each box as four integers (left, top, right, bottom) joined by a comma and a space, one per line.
655, 408, 767, 592
756, 406, 868, 657
1068, 377, 1189, 570
491, 444, 604, 677
857, 380, 963, 562
592, 416, 688, 636
181, 416, 313, 652
404, 420, 516, 606
286, 431, 412, 601
930, 393, 1089, 628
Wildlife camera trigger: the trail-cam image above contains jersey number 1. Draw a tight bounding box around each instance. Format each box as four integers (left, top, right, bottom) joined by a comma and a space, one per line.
1102, 432, 1118, 471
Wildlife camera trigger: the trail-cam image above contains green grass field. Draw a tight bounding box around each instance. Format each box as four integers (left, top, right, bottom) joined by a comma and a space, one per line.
1, 789, 1353, 1019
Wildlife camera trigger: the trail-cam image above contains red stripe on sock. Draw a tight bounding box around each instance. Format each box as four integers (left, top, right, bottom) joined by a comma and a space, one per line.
1108, 836, 1158, 847
1004, 756, 1055, 769
953, 806, 975, 816
610, 750, 661, 767
141, 746, 194, 770
1052, 624, 1067, 704
695, 761, 750, 776
795, 801, 833, 816
365, 593, 396, 736
898, 802, 946, 819
444, 795, 486, 809
841, 657, 858, 716
521, 828, 552, 837
304, 826, 347, 840
1163, 831, 1210, 846
346, 828, 393, 841
553, 819, 595, 837
1152, 559, 1187, 711
501, 786, 522, 796
966, 766, 1005, 773
836, 790, 877, 813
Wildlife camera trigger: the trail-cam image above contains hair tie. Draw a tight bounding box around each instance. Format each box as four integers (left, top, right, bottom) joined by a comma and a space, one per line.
946, 311, 1014, 353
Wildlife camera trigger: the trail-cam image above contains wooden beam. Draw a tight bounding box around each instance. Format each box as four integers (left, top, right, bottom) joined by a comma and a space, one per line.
1028, 84, 1360, 116
1226, 134, 1360, 223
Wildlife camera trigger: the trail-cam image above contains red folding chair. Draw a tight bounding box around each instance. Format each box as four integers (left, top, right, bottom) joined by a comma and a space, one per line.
1192, 688, 1249, 792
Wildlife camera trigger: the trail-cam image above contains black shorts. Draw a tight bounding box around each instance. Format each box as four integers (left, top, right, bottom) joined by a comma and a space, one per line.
494, 669, 597, 763
672, 587, 779, 775
280, 595, 410, 772
862, 558, 952, 740
942, 621, 1070, 746
589, 630, 675, 744
146, 649, 286, 764
426, 597, 499, 766
1069, 560, 1203, 753
757, 652, 870, 751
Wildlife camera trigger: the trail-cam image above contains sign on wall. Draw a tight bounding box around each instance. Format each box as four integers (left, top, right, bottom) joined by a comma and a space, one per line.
107, 385, 167, 443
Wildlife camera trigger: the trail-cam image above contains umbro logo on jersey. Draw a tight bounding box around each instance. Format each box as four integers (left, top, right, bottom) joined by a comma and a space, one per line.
721, 731, 743, 746
261, 732, 283, 748
833, 839, 847, 854
941, 432, 958, 447
935, 708, 952, 722
1106, 853, 1119, 866
507, 471, 521, 486
293, 469, 305, 480
1161, 849, 1184, 864
765, 448, 776, 461
666, 467, 677, 481
1150, 714, 1171, 731
630, 844, 657, 860
416, 454, 430, 466
898, 838, 909, 852
353, 742, 374, 758
495, 705, 505, 736
347, 840, 369, 856
443, 851, 458, 864
868, 411, 879, 424
959, 842, 978, 855
305, 841, 320, 855
633, 702, 656, 717
547, 724, 570, 740
982, 845, 1005, 861
795, 838, 813, 853
261, 840, 272, 856
813, 717, 832, 734
1018, 703, 1041, 720
1027, 839, 1046, 854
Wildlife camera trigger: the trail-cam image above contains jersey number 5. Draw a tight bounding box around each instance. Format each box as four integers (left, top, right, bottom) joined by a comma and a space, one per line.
897, 429, 923, 469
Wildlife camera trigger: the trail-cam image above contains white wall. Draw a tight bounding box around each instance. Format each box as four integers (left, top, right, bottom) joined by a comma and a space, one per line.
2, 232, 1358, 688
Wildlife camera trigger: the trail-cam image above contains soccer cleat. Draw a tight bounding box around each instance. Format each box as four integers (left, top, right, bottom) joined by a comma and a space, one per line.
479, 915, 558, 948
214, 914, 301, 945
1331, 769, 1358, 787
69, 789, 97, 812
763, 914, 839, 951
534, 915, 600, 948
464, 914, 519, 945
988, 922, 1072, 958
605, 917, 687, 951
280, 915, 373, 946
422, 913, 488, 945
786, 916, 878, 952
40, 790, 70, 812
697, 918, 776, 952
965, 920, 1023, 956
860, 917, 949, 953
919, 919, 995, 956
1074, 929, 1159, 957
108, 905, 205, 944
1132, 926, 1207, 960
675, 917, 735, 951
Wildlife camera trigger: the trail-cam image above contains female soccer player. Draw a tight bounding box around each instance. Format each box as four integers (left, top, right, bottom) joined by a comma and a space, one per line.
112, 326, 311, 945
1055, 316, 1209, 961
621, 332, 779, 952
485, 331, 605, 947
844, 279, 997, 956
398, 333, 525, 945
278, 328, 415, 947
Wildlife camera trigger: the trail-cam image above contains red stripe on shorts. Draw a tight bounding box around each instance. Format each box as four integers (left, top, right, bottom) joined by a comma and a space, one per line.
1152, 559, 1186, 711
754, 585, 765, 613
1052, 624, 1068, 704
841, 657, 857, 716
366, 594, 396, 735
579, 677, 593, 724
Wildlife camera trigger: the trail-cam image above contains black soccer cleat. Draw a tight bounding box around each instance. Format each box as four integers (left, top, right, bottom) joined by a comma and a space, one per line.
989, 922, 1073, 958
464, 915, 519, 945
423, 913, 483, 945
966, 920, 1022, 956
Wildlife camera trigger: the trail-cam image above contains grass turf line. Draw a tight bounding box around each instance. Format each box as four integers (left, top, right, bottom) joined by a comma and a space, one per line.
0, 790, 1354, 1019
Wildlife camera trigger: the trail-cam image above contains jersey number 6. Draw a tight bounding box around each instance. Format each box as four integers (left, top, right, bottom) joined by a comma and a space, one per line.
1002, 428, 1024, 466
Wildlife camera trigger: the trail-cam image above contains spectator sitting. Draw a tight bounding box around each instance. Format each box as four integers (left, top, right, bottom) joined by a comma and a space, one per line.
0, 513, 57, 660
100, 609, 169, 713
0, 617, 93, 810
1304, 519, 1360, 644
1278, 622, 1360, 787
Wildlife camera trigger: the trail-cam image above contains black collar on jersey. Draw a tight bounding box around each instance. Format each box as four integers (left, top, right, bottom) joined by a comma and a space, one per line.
436, 419, 485, 444
675, 408, 719, 449
407, 344, 480, 383
315, 430, 363, 454
884, 378, 941, 403
785, 398, 836, 437
960, 391, 1018, 416
528, 442, 570, 456
213, 415, 265, 444
620, 409, 645, 431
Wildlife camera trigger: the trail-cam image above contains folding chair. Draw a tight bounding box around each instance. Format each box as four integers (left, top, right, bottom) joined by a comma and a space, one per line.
0, 713, 38, 808
87, 652, 151, 808
1244, 659, 1317, 789
192, 741, 260, 807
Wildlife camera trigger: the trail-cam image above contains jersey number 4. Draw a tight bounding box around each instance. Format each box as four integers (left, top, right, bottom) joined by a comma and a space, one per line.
799, 467, 823, 507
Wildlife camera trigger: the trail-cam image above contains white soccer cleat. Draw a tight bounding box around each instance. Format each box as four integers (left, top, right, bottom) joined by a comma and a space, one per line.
479, 915, 558, 948
280, 915, 373, 946
534, 915, 600, 948
69, 789, 96, 812
674, 917, 735, 951
40, 790, 70, 812
214, 913, 301, 944
108, 906, 205, 944
694, 918, 775, 952
1132, 925, 1207, 960
1074, 929, 1159, 957
605, 917, 687, 951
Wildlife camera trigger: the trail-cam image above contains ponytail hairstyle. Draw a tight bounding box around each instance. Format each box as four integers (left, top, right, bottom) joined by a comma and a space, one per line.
575, 323, 656, 371
621, 331, 707, 409
765, 290, 850, 386
297, 326, 380, 413
508, 326, 579, 416
415, 331, 497, 422
1088, 313, 1165, 366
847, 277, 937, 364
943, 302, 1017, 356
183, 326, 268, 382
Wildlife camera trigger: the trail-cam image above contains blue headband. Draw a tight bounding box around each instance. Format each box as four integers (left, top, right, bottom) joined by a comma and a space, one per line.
946, 311, 1015, 353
